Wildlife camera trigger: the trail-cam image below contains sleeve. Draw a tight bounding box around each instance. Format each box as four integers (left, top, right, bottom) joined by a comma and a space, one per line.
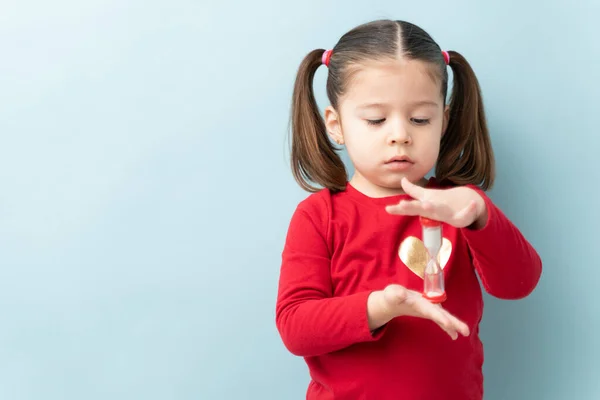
275, 201, 387, 358
461, 187, 543, 300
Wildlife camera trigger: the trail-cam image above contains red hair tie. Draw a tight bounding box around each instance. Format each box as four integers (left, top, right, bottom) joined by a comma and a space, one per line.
442, 50, 450, 65
322, 49, 333, 67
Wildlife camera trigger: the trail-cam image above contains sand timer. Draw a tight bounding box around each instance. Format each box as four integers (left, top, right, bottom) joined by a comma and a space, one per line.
420, 216, 447, 303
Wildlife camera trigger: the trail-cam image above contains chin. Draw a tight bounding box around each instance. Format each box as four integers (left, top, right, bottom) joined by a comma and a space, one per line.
384, 172, 428, 187
375, 176, 406, 189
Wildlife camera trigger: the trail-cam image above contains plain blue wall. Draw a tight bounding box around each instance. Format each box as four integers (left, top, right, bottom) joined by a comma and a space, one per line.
1, 0, 598, 399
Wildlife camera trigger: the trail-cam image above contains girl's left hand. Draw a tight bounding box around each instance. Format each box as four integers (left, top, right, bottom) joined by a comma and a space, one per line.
385, 178, 488, 229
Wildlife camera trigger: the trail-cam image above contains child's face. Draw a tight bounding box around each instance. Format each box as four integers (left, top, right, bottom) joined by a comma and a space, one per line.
325, 58, 448, 196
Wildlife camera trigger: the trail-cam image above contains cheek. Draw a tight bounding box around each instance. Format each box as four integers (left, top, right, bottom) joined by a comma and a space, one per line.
428, 143, 441, 160
342, 121, 375, 149
343, 129, 380, 168
414, 127, 441, 154
423, 136, 441, 162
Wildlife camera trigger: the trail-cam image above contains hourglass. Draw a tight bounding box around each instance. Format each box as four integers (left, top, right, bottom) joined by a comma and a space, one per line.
420, 216, 447, 303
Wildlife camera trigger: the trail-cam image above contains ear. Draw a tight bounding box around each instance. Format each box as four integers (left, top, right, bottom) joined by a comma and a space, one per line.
441, 105, 450, 137
324, 105, 344, 145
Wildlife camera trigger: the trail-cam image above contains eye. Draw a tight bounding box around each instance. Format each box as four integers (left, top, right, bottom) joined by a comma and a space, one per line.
366, 118, 386, 126
411, 118, 430, 125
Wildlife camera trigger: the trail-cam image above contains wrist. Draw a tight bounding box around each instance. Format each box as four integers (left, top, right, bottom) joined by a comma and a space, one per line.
367, 290, 394, 331
468, 191, 488, 230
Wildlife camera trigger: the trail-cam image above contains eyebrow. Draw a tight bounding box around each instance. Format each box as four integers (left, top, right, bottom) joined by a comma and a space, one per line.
411, 100, 440, 108
356, 103, 387, 110
357, 100, 440, 110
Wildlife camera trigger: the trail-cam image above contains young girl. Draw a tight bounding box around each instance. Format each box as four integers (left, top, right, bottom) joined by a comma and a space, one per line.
275, 19, 542, 399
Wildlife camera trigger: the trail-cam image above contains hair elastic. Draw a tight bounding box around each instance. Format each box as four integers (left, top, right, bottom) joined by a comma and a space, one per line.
442, 50, 450, 65
322, 49, 333, 67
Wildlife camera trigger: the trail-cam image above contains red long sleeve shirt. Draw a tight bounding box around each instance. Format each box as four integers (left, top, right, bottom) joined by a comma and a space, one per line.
275, 179, 542, 400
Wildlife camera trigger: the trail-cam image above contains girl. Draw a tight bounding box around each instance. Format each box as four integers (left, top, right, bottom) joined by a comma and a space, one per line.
275, 19, 542, 400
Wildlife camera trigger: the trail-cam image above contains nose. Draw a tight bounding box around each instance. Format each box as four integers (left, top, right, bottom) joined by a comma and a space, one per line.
388, 122, 411, 145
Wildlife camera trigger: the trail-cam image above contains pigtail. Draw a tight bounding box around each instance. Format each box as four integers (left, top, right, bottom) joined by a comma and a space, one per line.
290, 49, 347, 193
436, 50, 495, 191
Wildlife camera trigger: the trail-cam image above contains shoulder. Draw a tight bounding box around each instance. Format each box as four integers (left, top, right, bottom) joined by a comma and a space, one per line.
288, 183, 358, 236
283, 189, 337, 252
293, 188, 334, 232
296, 188, 332, 213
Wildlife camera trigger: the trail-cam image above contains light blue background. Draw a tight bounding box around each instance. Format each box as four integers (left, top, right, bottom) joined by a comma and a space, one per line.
1, 0, 598, 399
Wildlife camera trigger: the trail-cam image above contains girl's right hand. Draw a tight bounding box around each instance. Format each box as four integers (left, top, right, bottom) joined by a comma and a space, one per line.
368, 284, 470, 340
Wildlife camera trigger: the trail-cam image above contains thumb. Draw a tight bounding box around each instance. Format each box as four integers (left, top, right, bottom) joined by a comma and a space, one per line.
383, 284, 408, 306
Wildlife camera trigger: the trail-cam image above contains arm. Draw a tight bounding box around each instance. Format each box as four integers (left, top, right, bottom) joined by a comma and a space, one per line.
463, 187, 543, 299
275, 205, 389, 357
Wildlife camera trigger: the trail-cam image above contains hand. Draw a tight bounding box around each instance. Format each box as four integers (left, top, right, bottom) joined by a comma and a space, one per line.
371, 284, 470, 340
385, 178, 488, 229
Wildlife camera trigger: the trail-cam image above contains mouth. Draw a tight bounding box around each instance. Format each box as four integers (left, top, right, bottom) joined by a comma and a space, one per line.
384, 155, 414, 171
385, 155, 414, 164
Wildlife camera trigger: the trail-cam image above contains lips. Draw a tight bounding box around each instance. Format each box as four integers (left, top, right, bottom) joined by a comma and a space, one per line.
385, 155, 414, 164
384, 155, 414, 171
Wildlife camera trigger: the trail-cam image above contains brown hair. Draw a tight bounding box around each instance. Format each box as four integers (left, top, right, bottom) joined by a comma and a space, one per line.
289, 19, 495, 192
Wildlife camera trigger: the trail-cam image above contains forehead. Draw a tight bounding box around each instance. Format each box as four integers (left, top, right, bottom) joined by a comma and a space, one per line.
341, 58, 443, 108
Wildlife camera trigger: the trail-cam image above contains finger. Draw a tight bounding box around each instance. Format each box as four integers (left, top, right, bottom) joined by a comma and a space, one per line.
444, 312, 470, 337
414, 299, 469, 340
420, 200, 436, 214
400, 177, 427, 201
386, 200, 439, 220
404, 297, 456, 339
385, 200, 425, 216
423, 304, 460, 340
387, 286, 469, 339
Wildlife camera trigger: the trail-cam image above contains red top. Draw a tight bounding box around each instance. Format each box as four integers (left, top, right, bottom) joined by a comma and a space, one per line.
275, 179, 542, 400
